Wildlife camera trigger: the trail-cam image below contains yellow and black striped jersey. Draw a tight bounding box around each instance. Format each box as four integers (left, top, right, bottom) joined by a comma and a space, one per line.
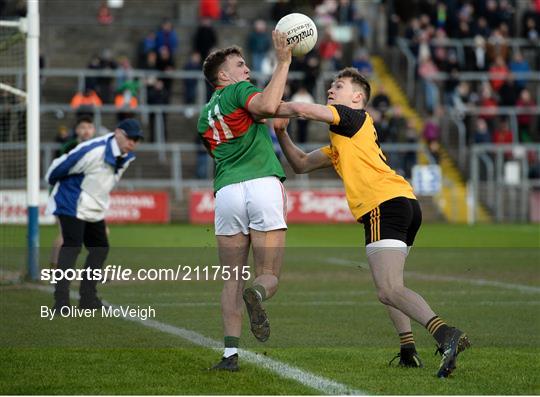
321, 104, 416, 220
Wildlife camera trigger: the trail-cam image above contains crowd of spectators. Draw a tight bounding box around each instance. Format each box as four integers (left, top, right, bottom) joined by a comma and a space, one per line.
42, 0, 540, 181
390, 0, 539, 150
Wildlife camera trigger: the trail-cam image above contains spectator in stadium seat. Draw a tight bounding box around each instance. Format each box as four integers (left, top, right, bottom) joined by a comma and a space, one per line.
147, 78, 169, 142
54, 125, 70, 159
418, 54, 439, 113
473, 17, 491, 39
318, 27, 341, 71
351, 48, 373, 74
70, 88, 103, 118
423, 110, 441, 144
137, 31, 157, 68
456, 19, 473, 39
93, 49, 117, 103
290, 86, 314, 143
493, 118, 514, 145
478, 83, 498, 131
97, 1, 113, 25
85, 54, 101, 93
523, 16, 539, 41
114, 88, 138, 122
142, 50, 158, 70
488, 55, 509, 92
484, 0, 501, 30
314, 0, 338, 26
497, 0, 515, 34
335, 0, 355, 25
199, 0, 220, 20
415, 30, 433, 63
387, 105, 407, 144
403, 119, 419, 176
288, 52, 319, 96
183, 51, 202, 105
270, 0, 292, 23
452, 81, 477, 112
498, 74, 519, 107
470, 35, 488, 71
156, 45, 175, 99
221, 0, 238, 24
509, 52, 531, 90
46, 119, 141, 311
473, 117, 492, 144
443, 66, 460, 106
516, 88, 537, 142
486, 26, 510, 62
274, 68, 470, 377
372, 85, 392, 117
404, 17, 421, 42
115, 56, 135, 94
247, 19, 271, 74
155, 19, 179, 56
193, 18, 218, 62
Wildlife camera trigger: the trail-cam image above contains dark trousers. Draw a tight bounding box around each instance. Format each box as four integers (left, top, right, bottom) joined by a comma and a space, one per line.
54, 215, 109, 304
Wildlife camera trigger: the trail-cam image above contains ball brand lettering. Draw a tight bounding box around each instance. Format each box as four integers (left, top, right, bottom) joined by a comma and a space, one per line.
286, 28, 314, 45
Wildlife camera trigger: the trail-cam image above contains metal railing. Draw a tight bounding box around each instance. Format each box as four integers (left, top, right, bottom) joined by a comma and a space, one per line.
444, 106, 540, 169
469, 143, 540, 222
0, 142, 437, 200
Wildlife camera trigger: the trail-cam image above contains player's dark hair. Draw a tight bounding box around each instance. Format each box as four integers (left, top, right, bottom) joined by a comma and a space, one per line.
335, 67, 371, 105
75, 115, 94, 127
203, 46, 244, 86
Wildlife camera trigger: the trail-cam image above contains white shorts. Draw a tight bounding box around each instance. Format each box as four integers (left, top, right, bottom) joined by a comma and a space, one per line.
215, 176, 287, 236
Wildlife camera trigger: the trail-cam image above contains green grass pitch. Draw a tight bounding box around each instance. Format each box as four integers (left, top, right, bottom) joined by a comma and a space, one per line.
1, 223, 539, 394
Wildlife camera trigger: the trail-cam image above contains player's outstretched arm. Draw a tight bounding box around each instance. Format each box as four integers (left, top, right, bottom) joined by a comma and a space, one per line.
273, 118, 331, 174
275, 101, 335, 124
248, 31, 292, 118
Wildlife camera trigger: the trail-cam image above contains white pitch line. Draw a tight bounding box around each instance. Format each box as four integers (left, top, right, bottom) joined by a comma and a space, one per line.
325, 257, 540, 294
26, 284, 364, 396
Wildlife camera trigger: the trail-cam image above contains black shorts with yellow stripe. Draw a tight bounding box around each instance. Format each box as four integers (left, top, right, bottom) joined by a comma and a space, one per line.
360, 197, 422, 246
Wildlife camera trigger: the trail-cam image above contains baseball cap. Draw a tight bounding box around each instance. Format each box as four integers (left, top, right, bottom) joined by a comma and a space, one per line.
116, 119, 144, 140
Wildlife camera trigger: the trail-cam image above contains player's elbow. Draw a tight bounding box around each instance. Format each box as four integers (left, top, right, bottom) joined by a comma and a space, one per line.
291, 157, 310, 174
257, 102, 280, 117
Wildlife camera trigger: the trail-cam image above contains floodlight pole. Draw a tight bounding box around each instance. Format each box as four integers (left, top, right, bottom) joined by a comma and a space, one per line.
26, 0, 40, 280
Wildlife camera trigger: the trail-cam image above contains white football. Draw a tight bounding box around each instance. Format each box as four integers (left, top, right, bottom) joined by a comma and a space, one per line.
275, 13, 318, 56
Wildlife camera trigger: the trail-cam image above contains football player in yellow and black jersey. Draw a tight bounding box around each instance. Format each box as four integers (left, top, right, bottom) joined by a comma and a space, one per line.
274, 67, 470, 378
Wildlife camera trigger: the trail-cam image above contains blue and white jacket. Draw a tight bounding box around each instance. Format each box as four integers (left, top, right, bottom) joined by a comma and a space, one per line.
45, 133, 135, 222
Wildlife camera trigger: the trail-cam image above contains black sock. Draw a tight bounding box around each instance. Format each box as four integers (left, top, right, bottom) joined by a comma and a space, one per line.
399, 331, 416, 355
425, 316, 451, 345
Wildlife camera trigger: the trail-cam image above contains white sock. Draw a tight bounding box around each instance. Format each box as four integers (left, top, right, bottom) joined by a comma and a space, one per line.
224, 347, 238, 358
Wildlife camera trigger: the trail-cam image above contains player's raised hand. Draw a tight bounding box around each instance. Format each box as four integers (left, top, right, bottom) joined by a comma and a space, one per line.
272, 30, 292, 65
273, 117, 289, 134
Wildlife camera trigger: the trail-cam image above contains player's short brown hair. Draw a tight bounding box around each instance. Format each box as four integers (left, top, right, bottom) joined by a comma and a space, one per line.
335, 67, 371, 105
203, 46, 244, 86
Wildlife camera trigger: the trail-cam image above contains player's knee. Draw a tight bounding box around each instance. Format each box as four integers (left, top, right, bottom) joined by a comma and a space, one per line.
376, 287, 396, 305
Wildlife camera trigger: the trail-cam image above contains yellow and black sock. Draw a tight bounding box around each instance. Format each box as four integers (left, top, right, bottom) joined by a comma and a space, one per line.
425, 316, 451, 345
399, 331, 416, 353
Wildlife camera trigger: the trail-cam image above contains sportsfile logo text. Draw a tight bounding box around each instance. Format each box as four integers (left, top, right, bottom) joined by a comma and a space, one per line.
41, 265, 252, 284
